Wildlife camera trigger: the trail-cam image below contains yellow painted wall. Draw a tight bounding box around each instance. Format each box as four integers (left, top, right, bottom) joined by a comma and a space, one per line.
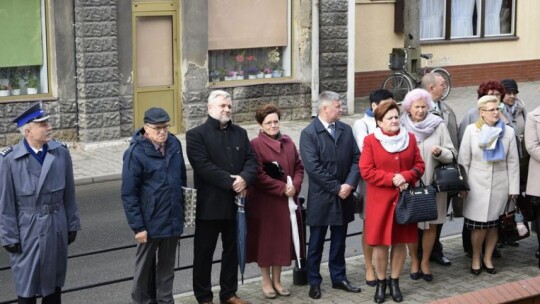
355, 0, 540, 72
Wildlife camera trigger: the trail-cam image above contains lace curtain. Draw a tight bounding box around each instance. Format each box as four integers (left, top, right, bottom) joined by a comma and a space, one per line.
485, 0, 503, 35
450, 0, 477, 38
420, 0, 445, 39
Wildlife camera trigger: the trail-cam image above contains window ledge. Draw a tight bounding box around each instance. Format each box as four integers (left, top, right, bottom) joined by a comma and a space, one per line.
209, 77, 302, 89
421, 35, 519, 46
0, 95, 58, 104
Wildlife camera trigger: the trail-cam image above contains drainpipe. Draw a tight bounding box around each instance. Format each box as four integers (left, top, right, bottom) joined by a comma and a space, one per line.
311, 0, 319, 118
347, 0, 355, 114
72, 0, 80, 142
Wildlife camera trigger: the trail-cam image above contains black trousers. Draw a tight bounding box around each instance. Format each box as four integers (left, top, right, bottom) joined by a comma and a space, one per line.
193, 219, 238, 303
18, 287, 61, 304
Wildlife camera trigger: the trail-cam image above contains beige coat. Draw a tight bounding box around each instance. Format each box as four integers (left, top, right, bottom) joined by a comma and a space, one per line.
407, 123, 456, 229
525, 106, 540, 197
458, 124, 520, 222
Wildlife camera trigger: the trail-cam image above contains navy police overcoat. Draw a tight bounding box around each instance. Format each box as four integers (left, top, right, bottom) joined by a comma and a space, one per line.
0, 140, 81, 297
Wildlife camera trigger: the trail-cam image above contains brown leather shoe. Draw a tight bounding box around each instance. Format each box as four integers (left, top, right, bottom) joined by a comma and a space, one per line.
220, 296, 251, 304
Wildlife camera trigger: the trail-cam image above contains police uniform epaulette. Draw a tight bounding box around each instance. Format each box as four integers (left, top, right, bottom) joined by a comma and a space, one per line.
0, 146, 13, 157
53, 140, 68, 148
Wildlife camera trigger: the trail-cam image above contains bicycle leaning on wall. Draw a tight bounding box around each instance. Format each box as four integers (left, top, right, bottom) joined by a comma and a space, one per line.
381, 46, 452, 102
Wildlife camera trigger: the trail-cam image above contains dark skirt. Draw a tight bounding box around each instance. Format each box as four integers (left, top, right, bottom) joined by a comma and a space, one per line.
465, 217, 500, 230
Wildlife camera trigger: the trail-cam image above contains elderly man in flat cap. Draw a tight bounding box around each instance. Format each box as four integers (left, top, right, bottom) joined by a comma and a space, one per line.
121, 107, 187, 304
0, 101, 81, 304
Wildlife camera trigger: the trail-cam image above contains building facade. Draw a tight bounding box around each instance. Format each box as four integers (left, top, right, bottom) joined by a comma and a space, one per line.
355, 0, 540, 98
0, 0, 355, 146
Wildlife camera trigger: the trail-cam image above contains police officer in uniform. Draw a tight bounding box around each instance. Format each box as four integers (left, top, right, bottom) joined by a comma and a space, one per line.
0, 102, 81, 304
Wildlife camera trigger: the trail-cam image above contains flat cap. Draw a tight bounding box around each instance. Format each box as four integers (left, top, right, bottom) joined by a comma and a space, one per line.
144, 107, 170, 124
12, 101, 50, 128
501, 79, 519, 93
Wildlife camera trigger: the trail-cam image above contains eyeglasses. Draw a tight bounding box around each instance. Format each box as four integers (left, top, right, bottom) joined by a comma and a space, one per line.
146, 124, 170, 132
263, 120, 280, 126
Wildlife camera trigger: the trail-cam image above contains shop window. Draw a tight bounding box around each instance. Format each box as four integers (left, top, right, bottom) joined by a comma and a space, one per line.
207, 0, 291, 83
0, 0, 49, 100
419, 0, 515, 41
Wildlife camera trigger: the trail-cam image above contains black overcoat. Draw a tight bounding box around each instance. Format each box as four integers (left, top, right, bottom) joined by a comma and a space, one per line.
186, 116, 258, 220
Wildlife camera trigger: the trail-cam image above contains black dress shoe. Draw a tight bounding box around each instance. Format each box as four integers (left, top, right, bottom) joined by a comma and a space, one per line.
332, 280, 361, 293
483, 263, 497, 274
387, 278, 402, 302
309, 285, 321, 299
470, 267, 481, 275
422, 273, 433, 282
409, 272, 421, 280
430, 255, 451, 266
374, 279, 386, 303
366, 279, 377, 287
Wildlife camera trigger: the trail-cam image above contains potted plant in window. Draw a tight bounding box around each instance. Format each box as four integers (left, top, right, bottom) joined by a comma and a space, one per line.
263, 67, 273, 78
236, 69, 245, 80
247, 67, 259, 80
225, 70, 237, 81
9, 74, 21, 96
25, 73, 39, 94
256, 64, 265, 79
210, 69, 222, 82
267, 47, 283, 78
0, 84, 10, 97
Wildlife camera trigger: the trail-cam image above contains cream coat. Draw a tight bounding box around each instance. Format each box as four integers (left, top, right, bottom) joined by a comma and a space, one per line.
405, 123, 456, 229
525, 106, 540, 197
458, 124, 520, 222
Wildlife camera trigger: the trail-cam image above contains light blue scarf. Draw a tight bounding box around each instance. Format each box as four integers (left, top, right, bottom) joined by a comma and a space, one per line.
478, 119, 506, 162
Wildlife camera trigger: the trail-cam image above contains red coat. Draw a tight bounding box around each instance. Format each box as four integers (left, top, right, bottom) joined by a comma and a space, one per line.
246, 132, 304, 266
360, 132, 425, 246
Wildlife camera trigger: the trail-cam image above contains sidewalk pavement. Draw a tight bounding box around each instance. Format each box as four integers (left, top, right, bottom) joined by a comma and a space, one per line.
70, 80, 540, 185
173, 234, 540, 304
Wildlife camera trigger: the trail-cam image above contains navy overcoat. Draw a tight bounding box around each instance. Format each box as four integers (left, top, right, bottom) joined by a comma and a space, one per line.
300, 118, 360, 226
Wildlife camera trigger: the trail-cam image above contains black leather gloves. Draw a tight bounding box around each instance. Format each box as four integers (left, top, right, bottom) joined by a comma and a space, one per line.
3, 243, 22, 253
68, 231, 77, 245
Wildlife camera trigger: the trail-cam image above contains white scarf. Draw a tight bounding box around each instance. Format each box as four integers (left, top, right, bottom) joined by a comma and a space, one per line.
374, 128, 410, 153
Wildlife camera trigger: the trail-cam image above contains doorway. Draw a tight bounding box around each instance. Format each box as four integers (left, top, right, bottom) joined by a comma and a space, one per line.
132, 1, 181, 133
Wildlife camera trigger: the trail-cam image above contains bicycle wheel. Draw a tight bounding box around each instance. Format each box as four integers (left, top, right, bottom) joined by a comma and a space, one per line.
432, 68, 452, 100
382, 73, 414, 103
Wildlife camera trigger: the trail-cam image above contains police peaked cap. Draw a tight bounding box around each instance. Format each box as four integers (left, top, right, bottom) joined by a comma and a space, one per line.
12, 101, 50, 128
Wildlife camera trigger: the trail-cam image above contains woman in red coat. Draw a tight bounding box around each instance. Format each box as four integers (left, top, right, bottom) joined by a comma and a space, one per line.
246, 104, 304, 299
360, 100, 425, 303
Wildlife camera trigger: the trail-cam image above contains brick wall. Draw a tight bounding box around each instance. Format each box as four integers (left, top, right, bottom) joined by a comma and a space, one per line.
355, 59, 540, 98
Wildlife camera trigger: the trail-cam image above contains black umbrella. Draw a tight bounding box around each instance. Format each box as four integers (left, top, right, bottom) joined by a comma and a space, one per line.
235, 195, 247, 284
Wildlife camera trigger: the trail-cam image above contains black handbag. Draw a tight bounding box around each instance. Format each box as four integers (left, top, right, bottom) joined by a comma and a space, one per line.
432, 151, 470, 192
395, 170, 438, 225
262, 161, 284, 180
499, 197, 530, 243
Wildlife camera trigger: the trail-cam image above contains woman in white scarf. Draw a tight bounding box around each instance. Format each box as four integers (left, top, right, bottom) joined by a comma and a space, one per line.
400, 89, 456, 282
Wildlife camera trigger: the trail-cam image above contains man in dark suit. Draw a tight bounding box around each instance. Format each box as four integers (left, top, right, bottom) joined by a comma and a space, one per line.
186, 90, 258, 304
300, 91, 361, 299
0, 102, 81, 304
